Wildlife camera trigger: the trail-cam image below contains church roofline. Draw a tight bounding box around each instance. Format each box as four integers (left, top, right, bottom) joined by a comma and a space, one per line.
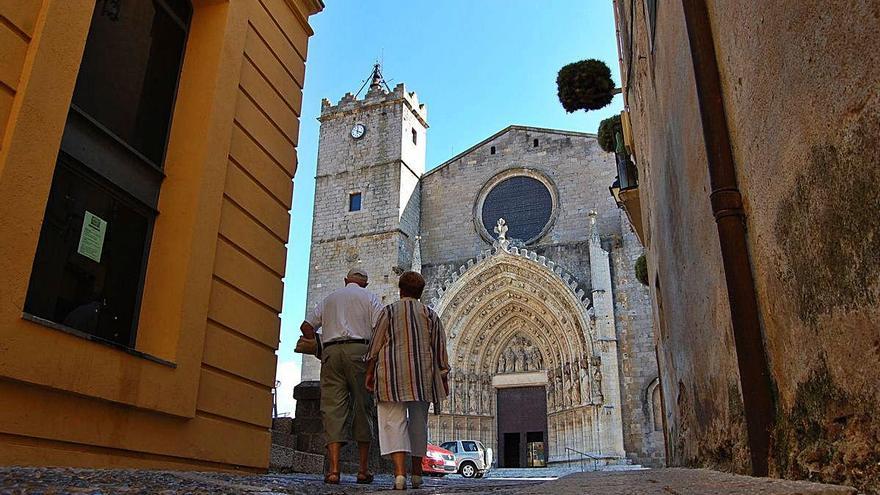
423, 125, 598, 178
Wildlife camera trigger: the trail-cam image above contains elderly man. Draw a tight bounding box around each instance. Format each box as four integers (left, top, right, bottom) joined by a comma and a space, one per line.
365, 271, 450, 490
300, 268, 383, 485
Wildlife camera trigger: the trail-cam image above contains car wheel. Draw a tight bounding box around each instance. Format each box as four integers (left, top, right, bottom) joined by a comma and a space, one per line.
460, 462, 477, 478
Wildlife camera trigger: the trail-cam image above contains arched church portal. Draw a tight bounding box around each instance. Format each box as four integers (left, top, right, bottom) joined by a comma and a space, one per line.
427, 239, 625, 465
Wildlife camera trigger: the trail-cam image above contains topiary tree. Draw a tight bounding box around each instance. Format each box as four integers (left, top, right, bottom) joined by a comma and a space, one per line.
556, 59, 617, 113
597, 114, 622, 153
635, 254, 648, 286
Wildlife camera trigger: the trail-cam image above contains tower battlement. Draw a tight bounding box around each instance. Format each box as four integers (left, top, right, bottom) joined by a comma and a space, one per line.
320, 82, 428, 126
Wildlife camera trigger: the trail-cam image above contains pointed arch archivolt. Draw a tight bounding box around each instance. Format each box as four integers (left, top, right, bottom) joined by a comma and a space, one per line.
434, 245, 596, 378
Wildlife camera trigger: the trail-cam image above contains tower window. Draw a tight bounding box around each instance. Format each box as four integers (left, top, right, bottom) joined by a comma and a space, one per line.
490, 146, 496, 155
349, 192, 362, 212
23, 0, 192, 347
412, 129, 418, 145
533, 139, 539, 147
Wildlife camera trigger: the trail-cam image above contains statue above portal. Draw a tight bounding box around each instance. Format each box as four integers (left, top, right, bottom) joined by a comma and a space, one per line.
494, 217, 509, 240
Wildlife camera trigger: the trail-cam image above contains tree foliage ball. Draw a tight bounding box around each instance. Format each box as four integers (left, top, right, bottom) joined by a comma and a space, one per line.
556, 59, 616, 113
598, 114, 622, 153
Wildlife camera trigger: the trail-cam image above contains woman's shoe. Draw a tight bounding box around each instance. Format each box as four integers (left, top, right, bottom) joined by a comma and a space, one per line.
393, 475, 407, 490
323, 472, 340, 485
411, 474, 423, 489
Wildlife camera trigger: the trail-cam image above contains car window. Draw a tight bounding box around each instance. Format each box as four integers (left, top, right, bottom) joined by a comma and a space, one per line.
441, 442, 457, 453
463, 441, 479, 452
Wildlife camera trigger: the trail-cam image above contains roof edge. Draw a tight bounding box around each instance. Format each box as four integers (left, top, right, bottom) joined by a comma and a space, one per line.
423, 125, 598, 179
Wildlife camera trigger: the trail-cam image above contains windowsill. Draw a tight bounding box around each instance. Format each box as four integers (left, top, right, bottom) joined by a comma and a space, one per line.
21, 313, 177, 368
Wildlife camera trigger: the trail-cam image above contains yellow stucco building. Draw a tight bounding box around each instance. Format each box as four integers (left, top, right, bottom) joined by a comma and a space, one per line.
0, 0, 321, 471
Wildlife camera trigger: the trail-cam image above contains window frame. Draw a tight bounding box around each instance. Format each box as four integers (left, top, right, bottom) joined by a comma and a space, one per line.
23, 0, 193, 349
348, 191, 363, 212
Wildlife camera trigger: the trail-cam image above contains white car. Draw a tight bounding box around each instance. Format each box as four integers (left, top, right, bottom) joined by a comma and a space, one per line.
439, 440, 493, 478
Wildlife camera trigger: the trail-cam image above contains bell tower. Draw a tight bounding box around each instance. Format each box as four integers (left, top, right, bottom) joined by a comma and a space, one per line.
301, 66, 428, 380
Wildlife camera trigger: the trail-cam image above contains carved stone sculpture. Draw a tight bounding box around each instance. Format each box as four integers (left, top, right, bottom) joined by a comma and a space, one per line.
579, 360, 591, 406
481, 375, 491, 415
570, 364, 581, 404
454, 373, 465, 414
468, 374, 478, 414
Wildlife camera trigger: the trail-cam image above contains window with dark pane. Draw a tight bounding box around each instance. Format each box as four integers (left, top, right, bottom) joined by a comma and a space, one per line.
72, 0, 192, 165
24, 0, 192, 347
645, 0, 657, 49
349, 192, 362, 212
482, 176, 552, 242
411, 128, 418, 145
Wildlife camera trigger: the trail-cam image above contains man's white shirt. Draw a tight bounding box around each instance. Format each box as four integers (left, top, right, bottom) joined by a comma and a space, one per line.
305, 283, 384, 343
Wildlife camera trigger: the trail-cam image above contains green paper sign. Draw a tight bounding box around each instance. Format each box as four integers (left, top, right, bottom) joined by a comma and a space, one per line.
77, 211, 107, 263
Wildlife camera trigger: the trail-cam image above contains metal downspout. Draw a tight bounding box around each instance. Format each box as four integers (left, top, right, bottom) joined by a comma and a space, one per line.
680, 0, 775, 476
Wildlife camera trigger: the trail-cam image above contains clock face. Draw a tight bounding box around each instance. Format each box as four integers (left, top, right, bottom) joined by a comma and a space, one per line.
351, 123, 366, 139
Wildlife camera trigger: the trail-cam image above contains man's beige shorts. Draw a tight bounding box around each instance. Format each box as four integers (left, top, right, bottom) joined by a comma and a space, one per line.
319, 342, 373, 445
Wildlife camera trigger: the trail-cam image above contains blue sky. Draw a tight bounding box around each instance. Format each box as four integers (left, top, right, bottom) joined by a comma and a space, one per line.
276, 0, 624, 415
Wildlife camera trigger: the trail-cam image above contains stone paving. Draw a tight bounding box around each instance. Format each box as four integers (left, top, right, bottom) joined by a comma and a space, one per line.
0, 467, 542, 495
0, 467, 856, 494
516, 469, 856, 494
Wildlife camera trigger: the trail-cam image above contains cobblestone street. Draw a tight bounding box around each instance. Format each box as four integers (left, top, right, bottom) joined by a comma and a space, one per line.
0, 468, 549, 495
0, 467, 855, 495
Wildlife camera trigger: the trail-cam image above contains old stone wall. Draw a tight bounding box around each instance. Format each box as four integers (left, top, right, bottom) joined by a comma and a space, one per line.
301, 86, 426, 381
610, 214, 664, 467
420, 127, 620, 267
710, 1, 880, 489
420, 127, 618, 306
419, 126, 662, 464
614, 0, 750, 473
617, 0, 880, 489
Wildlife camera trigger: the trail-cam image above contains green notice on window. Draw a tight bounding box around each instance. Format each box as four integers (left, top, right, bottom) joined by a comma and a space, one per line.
77, 211, 107, 263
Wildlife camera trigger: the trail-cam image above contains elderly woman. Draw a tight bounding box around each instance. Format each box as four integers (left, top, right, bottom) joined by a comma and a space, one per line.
365, 271, 450, 490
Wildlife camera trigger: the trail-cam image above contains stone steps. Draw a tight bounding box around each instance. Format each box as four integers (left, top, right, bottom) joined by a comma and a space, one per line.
269, 416, 325, 474
269, 445, 324, 474
599, 464, 649, 471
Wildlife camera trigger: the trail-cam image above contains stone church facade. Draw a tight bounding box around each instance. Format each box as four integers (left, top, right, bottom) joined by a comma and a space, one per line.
299, 78, 664, 467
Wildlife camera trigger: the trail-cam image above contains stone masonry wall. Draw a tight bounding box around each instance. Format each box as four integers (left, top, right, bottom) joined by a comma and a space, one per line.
301, 85, 426, 381
419, 126, 663, 464
420, 127, 621, 266
610, 214, 664, 467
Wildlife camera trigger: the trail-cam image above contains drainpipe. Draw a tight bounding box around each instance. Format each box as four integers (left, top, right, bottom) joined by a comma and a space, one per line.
680, 0, 775, 476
